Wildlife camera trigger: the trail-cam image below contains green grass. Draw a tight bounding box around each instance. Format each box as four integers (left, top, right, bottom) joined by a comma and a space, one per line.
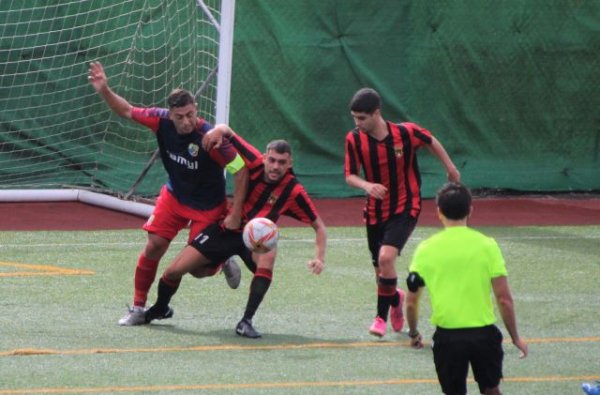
0, 226, 599, 394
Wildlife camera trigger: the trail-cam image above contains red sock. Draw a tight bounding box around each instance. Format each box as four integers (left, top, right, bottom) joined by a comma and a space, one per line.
133, 255, 160, 307
255, 267, 273, 280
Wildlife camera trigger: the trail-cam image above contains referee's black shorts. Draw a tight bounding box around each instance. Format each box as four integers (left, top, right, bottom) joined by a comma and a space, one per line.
432, 325, 504, 395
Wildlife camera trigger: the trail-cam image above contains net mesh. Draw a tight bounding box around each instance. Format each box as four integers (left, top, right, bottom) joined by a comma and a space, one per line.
0, 0, 222, 198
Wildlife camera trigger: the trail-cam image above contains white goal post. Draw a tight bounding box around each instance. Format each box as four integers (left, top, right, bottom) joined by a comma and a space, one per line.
0, 0, 236, 218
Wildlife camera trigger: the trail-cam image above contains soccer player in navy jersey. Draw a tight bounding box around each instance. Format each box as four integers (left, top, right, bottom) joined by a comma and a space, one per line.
88, 62, 248, 326
144, 125, 327, 338
344, 87, 460, 338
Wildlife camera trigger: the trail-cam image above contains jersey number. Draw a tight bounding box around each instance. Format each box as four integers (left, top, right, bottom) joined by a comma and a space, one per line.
194, 233, 209, 244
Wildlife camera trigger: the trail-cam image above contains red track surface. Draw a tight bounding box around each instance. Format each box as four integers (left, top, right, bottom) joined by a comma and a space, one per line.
0, 197, 598, 231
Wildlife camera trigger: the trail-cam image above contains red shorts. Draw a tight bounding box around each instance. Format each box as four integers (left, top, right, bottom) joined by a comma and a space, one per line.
143, 186, 227, 243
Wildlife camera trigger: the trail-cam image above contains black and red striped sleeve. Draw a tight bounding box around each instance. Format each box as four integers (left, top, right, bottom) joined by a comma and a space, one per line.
208, 136, 238, 168
403, 122, 433, 146
229, 133, 263, 170
282, 184, 319, 224
344, 129, 361, 177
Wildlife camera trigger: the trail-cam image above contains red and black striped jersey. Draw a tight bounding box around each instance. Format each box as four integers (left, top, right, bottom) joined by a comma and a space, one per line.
229, 134, 319, 225
344, 121, 432, 225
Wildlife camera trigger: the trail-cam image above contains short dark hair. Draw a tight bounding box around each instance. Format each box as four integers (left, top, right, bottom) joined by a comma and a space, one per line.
436, 182, 472, 220
350, 87, 381, 114
167, 89, 195, 108
266, 139, 292, 156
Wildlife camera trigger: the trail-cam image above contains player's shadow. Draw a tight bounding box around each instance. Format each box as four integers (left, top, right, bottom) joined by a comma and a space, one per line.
144, 322, 417, 348
145, 323, 329, 343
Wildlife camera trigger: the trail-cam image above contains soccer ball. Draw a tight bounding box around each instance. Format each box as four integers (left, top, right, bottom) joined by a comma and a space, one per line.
242, 217, 279, 253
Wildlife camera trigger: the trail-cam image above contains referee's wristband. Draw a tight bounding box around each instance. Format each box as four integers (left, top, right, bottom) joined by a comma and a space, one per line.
408, 330, 420, 339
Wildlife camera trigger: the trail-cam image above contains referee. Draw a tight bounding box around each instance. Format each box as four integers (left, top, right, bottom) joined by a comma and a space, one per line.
406, 182, 527, 395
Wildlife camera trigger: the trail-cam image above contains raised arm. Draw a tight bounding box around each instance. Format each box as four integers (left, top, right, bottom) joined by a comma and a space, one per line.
426, 136, 460, 182
88, 62, 132, 119
492, 275, 528, 358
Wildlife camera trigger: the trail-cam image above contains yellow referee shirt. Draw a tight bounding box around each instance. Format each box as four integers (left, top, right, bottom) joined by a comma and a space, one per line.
409, 226, 507, 329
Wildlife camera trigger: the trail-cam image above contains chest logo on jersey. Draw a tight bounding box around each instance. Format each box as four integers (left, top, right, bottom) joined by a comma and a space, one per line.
268, 193, 278, 205
167, 151, 198, 170
394, 145, 403, 158
188, 143, 200, 157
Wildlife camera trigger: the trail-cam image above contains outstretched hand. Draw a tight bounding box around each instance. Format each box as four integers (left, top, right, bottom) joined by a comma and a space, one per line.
88, 61, 107, 92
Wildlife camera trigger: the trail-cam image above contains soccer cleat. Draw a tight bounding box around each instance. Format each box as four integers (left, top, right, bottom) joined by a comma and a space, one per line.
369, 316, 387, 338
582, 381, 600, 395
390, 288, 406, 332
222, 256, 241, 289
236, 318, 262, 338
118, 306, 146, 326
144, 305, 174, 324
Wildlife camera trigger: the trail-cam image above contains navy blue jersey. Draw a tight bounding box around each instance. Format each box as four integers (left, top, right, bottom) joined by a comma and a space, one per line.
132, 107, 236, 210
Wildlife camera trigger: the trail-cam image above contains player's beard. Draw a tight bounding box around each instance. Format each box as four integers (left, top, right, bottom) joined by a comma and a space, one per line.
265, 170, 282, 183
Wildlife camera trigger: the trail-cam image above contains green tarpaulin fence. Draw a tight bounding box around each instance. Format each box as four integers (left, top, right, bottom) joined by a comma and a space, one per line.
1, 1, 598, 198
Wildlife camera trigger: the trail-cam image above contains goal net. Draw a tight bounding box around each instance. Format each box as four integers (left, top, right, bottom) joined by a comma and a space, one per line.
0, 0, 233, 207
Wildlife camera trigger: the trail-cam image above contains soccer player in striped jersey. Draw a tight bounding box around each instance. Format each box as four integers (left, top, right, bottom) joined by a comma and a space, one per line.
88, 62, 248, 326
145, 125, 327, 338
344, 87, 460, 338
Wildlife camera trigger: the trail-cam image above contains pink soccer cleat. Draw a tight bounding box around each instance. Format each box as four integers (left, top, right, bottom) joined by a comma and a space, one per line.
369, 316, 387, 337
390, 289, 405, 332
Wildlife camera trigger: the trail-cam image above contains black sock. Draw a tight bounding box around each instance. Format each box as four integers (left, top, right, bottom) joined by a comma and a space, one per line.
243, 272, 272, 321
154, 276, 180, 311
376, 277, 397, 320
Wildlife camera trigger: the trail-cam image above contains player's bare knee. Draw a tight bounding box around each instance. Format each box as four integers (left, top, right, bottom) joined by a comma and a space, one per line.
377, 254, 396, 270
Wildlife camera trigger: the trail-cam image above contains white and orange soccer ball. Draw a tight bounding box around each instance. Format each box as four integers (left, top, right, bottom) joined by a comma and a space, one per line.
242, 217, 279, 254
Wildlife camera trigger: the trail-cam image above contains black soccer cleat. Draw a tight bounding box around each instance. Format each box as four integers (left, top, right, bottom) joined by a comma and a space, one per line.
144, 305, 174, 323
235, 318, 262, 338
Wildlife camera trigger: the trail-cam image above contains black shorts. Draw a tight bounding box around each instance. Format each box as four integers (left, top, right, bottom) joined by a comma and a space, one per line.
366, 212, 417, 266
432, 325, 504, 395
190, 223, 256, 273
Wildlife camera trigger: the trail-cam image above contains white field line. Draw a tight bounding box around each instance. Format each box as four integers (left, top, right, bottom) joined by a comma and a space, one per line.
0, 234, 598, 249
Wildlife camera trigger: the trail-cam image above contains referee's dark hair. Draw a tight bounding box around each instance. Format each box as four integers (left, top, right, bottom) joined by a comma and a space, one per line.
436, 182, 472, 220
350, 87, 381, 114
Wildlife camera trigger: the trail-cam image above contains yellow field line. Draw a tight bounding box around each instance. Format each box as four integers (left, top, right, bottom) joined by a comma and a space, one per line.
0, 261, 94, 277
0, 376, 598, 394
2, 337, 598, 357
